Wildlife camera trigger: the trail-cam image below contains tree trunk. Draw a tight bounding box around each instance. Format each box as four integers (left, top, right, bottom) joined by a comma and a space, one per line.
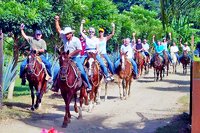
0, 30, 3, 108
7, 80, 15, 100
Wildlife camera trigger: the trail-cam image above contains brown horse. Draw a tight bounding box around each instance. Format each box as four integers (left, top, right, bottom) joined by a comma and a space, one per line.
84, 52, 103, 111
134, 51, 145, 76
26, 51, 47, 111
152, 53, 164, 81
115, 52, 133, 99
163, 51, 169, 76
56, 51, 85, 128
180, 50, 190, 74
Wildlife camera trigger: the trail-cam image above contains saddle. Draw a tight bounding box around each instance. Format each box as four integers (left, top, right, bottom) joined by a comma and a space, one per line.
36, 56, 51, 80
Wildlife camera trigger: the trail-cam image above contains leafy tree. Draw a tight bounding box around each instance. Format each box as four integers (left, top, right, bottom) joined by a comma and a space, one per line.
0, 0, 55, 99
123, 5, 163, 42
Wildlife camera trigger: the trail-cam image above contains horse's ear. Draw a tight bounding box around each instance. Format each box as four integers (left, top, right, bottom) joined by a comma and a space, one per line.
56, 47, 61, 55
125, 51, 128, 55
66, 50, 70, 55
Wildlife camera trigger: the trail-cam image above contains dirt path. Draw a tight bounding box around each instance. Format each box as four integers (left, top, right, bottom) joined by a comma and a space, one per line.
0, 65, 190, 133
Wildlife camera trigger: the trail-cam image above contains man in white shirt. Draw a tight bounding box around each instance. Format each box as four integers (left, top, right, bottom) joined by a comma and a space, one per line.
170, 42, 179, 63
179, 39, 192, 61
114, 38, 138, 78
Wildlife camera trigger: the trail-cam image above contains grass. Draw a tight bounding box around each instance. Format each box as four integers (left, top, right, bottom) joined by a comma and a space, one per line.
155, 95, 190, 133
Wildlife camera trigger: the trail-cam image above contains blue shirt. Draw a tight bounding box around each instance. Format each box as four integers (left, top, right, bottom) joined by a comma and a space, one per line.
154, 42, 164, 55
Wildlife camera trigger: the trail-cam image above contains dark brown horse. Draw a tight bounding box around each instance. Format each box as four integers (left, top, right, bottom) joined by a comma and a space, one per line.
84, 52, 103, 111
152, 53, 164, 81
180, 50, 190, 74
56, 51, 85, 127
26, 51, 47, 111
134, 51, 145, 76
163, 51, 169, 76
115, 52, 133, 99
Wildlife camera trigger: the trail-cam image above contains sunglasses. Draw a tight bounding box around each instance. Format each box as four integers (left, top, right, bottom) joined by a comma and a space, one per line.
65, 32, 72, 35
89, 31, 95, 33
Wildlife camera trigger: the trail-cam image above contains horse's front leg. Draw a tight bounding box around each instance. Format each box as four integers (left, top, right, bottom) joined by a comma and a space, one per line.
104, 82, 108, 101
35, 83, 42, 109
118, 78, 123, 99
62, 93, 73, 128
74, 93, 78, 113
29, 85, 35, 111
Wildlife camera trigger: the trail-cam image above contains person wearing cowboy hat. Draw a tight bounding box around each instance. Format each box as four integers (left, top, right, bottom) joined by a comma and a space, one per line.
19, 23, 52, 85
80, 19, 112, 82
52, 15, 92, 92
179, 38, 192, 62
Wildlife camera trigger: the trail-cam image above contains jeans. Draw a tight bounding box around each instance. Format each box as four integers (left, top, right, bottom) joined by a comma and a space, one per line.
19, 55, 52, 78
114, 58, 138, 75
53, 57, 91, 88
101, 54, 114, 74
81, 54, 110, 77
179, 54, 192, 62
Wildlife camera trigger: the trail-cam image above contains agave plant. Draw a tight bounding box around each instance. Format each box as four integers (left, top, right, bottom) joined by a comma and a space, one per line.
3, 57, 18, 92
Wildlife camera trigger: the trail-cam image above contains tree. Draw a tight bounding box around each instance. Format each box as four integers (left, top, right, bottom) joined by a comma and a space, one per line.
0, 29, 3, 108
0, 0, 55, 99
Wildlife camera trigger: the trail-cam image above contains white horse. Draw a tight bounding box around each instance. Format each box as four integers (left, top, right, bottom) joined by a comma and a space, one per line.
170, 52, 178, 74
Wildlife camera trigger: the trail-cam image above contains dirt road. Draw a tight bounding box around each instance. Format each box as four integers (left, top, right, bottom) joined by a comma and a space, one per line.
0, 65, 190, 133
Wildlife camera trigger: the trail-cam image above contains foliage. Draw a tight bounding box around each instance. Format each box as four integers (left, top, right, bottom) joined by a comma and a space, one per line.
123, 5, 163, 43
3, 57, 18, 92
113, 0, 159, 12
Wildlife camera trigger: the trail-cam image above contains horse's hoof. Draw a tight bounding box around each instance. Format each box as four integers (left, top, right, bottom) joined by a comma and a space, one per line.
34, 104, 39, 109
31, 107, 35, 111
77, 115, 82, 120
62, 123, 68, 128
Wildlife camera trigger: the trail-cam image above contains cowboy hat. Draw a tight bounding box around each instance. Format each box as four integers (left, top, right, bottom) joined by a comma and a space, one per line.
61, 27, 75, 34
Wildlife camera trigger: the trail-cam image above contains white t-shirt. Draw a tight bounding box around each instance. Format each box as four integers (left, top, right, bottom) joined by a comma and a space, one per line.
143, 43, 149, 52
99, 38, 107, 54
60, 34, 82, 57
120, 44, 133, 59
182, 45, 190, 52
170, 45, 179, 53
85, 36, 99, 53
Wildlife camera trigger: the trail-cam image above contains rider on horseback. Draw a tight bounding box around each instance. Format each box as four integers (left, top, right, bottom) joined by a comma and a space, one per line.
98, 23, 115, 80
80, 19, 113, 81
114, 38, 138, 79
132, 33, 146, 60
161, 33, 172, 63
52, 16, 92, 92
19, 24, 52, 85
143, 39, 150, 61
150, 35, 165, 67
179, 38, 192, 62
170, 42, 180, 63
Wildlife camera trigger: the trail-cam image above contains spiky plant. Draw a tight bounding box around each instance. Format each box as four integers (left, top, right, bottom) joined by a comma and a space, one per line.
3, 57, 18, 92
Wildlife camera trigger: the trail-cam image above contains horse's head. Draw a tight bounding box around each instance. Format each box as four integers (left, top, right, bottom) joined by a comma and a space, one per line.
154, 53, 163, 67
120, 51, 128, 70
86, 52, 97, 76
27, 51, 37, 74
59, 51, 70, 80
182, 50, 190, 64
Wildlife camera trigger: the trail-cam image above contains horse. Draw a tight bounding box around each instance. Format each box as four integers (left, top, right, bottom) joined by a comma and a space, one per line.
163, 50, 169, 77
152, 53, 164, 81
84, 52, 103, 111
25, 51, 47, 111
170, 52, 178, 74
56, 51, 85, 128
180, 50, 190, 74
115, 52, 133, 99
144, 52, 151, 74
134, 51, 145, 76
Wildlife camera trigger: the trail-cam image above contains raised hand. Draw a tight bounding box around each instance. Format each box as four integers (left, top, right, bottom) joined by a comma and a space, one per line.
111, 22, 115, 28
20, 23, 25, 30
81, 19, 86, 24
55, 15, 60, 21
